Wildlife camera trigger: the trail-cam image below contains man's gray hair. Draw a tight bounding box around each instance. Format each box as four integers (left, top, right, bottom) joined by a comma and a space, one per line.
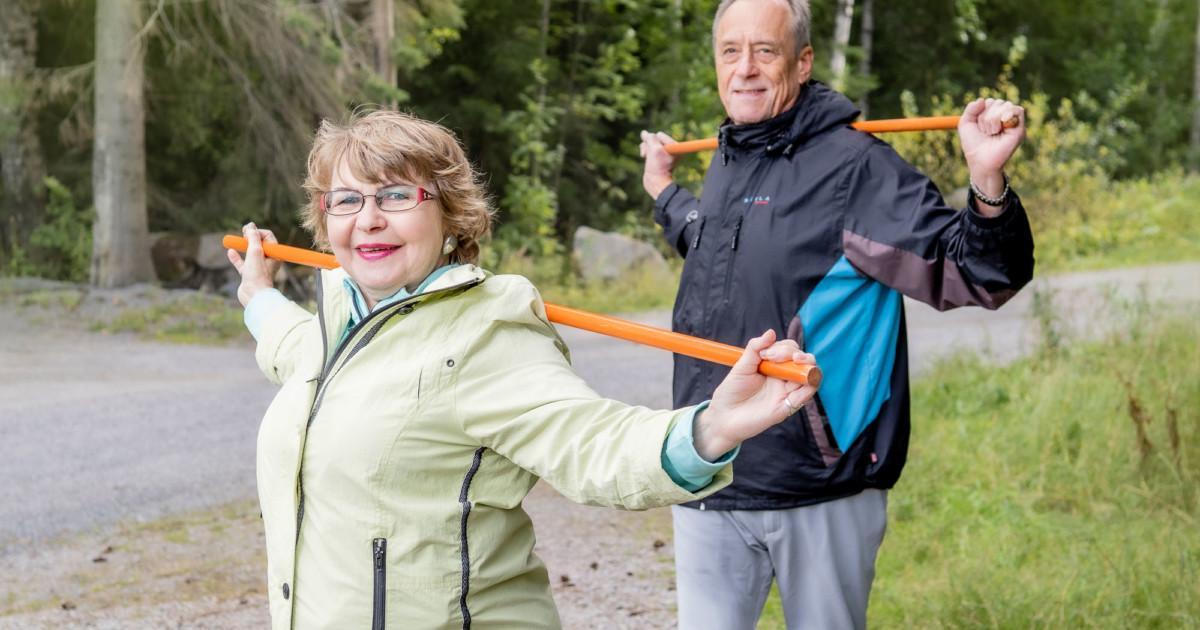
713, 0, 811, 54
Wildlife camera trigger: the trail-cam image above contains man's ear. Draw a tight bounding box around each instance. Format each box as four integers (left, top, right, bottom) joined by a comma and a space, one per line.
795, 45, 814, 84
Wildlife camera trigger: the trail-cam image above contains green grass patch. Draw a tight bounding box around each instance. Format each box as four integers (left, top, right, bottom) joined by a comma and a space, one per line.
1031, 172, 1200, 273
494, 253, 680, 314
97, 293, 248, 344
756, 311, 1199, 629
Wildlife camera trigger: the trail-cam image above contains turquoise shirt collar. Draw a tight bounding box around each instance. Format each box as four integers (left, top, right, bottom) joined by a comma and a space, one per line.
342, 263, 460, 328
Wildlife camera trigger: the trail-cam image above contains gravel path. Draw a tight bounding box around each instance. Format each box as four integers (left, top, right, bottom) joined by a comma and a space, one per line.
1, 262, 1196, 628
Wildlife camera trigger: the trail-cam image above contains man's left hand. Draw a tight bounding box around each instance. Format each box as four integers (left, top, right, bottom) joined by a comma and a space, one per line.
958, 98, 1026, 215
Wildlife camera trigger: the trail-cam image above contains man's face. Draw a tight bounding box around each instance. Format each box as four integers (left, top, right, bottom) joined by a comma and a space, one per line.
714, 0, 813, 125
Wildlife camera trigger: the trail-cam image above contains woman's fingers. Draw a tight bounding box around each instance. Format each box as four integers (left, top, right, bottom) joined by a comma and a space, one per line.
757, 339, 815, 365
226, 248, 245, 273
731, 329, 776, 375
782, 385, 818, 412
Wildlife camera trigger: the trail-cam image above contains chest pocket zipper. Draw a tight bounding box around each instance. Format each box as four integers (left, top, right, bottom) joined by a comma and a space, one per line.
372, 538, 387, 630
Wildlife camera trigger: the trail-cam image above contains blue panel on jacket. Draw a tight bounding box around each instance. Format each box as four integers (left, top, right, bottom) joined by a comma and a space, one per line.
798, 256, 901, 451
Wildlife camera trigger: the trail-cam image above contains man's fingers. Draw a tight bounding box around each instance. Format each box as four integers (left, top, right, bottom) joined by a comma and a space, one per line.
655, 131, 677, 145
260, 229, 279, 245
961, 98, 985, 125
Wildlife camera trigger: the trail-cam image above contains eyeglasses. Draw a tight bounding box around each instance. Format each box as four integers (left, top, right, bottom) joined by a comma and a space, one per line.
320, 184, 436, 216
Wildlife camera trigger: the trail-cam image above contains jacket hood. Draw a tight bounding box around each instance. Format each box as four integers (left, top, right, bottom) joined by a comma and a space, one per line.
718, 81, 861, 158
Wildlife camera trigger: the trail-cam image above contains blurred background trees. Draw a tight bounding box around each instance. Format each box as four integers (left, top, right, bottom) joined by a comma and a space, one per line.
1, 0, 1198, 286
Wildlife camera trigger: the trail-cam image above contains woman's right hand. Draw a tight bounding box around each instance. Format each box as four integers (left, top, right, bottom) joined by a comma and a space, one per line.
226, 222, 281, 307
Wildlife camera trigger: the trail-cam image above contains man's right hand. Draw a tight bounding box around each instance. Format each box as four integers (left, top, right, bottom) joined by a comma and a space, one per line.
226, 222, 280, 307
639, 130, 678, 200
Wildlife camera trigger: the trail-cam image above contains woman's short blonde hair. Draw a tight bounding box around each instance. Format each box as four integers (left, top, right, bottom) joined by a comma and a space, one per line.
300, 110, 493, 264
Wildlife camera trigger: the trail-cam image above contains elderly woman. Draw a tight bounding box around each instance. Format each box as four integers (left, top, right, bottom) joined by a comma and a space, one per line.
226, 110, 816, 630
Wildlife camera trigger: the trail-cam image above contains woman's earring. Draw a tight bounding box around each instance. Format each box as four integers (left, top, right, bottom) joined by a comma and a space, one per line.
442, 235, 457, 255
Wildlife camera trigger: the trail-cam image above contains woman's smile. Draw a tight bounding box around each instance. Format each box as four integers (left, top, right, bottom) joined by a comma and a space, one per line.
354, 242, 402, 261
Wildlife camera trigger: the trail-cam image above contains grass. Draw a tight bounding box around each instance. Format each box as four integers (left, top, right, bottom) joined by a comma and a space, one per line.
93, 293, 248, 344
507, 173, 1199, 314
756, 309, 1199, 629
494, 252, 681, 313
1029, 172, 1200, 274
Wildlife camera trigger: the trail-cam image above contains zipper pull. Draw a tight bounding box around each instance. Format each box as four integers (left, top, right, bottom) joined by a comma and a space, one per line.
731, 216, 743, 250
373, 538, 387, 567
691, 216, 706, 250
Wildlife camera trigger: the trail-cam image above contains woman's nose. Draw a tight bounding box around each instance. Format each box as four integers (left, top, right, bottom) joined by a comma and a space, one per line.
355, 197, 387, 231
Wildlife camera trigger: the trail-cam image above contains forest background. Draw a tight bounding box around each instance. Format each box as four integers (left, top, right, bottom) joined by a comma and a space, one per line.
1, 0, 1199, 293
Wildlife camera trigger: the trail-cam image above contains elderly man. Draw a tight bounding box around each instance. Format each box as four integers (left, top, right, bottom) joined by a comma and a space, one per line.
639, 0, 1034, 628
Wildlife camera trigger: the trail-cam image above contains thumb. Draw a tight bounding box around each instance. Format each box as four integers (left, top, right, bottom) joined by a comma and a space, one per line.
732, 329, 775, 376
960, 98, 985, 127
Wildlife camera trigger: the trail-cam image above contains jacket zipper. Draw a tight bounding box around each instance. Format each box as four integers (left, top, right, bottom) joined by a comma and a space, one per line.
292, 276, 484, 561
691, 216, 707, 250
721, 215, 744, 302
372, 537, 387, 630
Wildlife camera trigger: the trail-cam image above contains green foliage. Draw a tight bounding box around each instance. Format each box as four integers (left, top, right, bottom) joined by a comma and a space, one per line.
759, 309, 1200, 628
494, 251, 679, 314
1032, 172, 1200, 273
7, 0, 1200, 283
1, 177, 92, 281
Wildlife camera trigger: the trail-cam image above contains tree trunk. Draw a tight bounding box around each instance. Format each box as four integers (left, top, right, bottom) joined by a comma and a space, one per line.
857, 0, 874, 117
1192, 0, 1200, 172
829, 0, 855, 92
371, 0, 396, 101
0, 0, 46, 253
92, 0, 155, 287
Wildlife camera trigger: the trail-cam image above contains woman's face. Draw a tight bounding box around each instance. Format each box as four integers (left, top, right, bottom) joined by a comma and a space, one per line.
325, 158, 447, 308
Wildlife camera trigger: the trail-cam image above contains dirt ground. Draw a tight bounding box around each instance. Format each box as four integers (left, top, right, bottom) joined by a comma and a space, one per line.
0, 279, 684, 629
0, 485, 679, 629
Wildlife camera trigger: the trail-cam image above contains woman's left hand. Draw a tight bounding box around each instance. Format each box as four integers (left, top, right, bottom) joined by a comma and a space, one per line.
692, 329, 819, 461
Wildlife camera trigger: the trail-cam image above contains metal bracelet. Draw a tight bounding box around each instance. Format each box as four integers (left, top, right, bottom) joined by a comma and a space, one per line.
970, 173, 1010, 207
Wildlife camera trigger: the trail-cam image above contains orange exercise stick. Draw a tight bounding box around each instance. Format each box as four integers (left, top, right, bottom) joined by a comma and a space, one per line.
663, 114, 1017, 155
223, 235, 822, 387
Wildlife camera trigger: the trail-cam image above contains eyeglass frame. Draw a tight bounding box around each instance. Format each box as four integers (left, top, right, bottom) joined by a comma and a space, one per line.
318, 184, 437, 216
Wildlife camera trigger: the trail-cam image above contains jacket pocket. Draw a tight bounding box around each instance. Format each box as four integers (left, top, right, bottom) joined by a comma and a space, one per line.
372, 537, 387, 630
787, 315, 841, 466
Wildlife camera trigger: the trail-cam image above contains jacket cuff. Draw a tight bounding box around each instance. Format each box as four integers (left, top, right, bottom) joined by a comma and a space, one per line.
964, 189, 1024, 231
253, 298, 316, 385
244, 288, 290, 341
652, 182, 683, 225
660, 402, 739, 492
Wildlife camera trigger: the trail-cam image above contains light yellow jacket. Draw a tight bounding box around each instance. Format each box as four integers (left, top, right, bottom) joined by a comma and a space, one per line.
253, 265, 731, 629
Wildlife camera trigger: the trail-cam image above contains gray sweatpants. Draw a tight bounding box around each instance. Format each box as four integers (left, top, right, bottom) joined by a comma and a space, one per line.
671, 490, 888, 630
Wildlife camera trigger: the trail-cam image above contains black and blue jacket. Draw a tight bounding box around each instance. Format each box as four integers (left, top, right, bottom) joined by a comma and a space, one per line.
655, 82, 1035, 510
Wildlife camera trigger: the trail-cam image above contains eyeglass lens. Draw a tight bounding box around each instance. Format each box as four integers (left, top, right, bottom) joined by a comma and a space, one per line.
324, 185, 424, 215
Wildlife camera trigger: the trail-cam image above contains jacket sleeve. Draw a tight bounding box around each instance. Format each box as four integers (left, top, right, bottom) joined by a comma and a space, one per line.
254, 299, 320, 386
450, 280, 731, 510
653, 182, 703, 258
840, 141, 1035, 311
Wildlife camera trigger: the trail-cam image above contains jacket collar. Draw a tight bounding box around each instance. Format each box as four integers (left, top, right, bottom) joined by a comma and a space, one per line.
315, 264, 488, 348
717, 81, 861, 160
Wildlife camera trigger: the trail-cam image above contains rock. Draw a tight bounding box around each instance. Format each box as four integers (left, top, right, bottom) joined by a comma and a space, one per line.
150, 232, 199, 284
572, 226, 670, 285
195, 232, 234, 270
